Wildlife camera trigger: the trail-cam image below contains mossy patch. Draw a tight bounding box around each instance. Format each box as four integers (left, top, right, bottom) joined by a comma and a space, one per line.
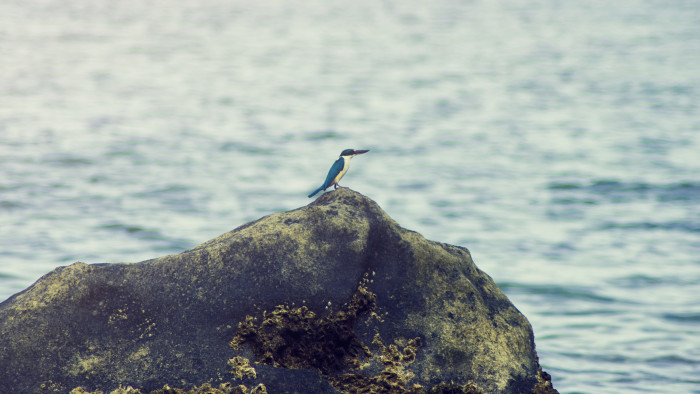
228, 356, 257, 380
69, 382, 267, 394
531, 366, 559, 394
328, 333, 425, 393
328, 333, 487, 393
150, 382, 266, 394
69, 385, 142, 394
230, 280, 376, 373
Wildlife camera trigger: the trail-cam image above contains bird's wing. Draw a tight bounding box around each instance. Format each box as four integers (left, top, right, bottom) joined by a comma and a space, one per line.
322, 158, 345, 188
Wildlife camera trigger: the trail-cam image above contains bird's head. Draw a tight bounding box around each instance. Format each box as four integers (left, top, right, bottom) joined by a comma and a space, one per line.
340, 149, 369, 157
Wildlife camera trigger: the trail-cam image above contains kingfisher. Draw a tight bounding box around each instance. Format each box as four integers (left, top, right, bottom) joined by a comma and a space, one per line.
308, 149, 369, 198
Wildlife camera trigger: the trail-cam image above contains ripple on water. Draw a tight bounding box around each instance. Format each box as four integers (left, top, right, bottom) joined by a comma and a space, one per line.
596, 220, 700, 233
609, 274, 664, 287
498, 282, 618, 304
659, 312, 700, 324
547, 179, 700, 204
219, 142, 277, 155
303, 130, 344, 141
97, 222, 193, 253
0, 201, 26, 210
46, 155, 95, 167
645, 355, 700, 366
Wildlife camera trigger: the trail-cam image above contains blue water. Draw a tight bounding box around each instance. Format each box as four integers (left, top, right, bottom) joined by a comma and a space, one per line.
1, 1, 699, 392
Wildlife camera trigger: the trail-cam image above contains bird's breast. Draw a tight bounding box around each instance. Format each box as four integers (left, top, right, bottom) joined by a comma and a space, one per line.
332, 158, 350, 184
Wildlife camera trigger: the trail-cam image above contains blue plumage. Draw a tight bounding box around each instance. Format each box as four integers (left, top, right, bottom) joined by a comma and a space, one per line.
308, 149, 369, 198
307, 186, 324, 198
308, 158, 344, 198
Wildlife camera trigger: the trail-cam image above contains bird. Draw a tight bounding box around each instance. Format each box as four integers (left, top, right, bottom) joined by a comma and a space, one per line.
308, 149, 369, 198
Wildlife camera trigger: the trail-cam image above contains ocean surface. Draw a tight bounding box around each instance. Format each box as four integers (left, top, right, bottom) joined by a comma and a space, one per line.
1, 0, 699, 392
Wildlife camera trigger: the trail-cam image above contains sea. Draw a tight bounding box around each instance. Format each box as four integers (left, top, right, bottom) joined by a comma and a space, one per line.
1, 1, 698, 393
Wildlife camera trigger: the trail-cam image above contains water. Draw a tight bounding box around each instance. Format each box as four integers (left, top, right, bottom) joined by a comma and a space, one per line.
1, 0, 699, 392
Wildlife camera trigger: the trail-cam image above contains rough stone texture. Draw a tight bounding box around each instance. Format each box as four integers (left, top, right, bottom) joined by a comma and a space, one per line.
0, 188, 553, 393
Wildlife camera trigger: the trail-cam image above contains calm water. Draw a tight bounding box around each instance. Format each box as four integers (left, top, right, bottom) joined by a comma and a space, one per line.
1, 1, 699, 392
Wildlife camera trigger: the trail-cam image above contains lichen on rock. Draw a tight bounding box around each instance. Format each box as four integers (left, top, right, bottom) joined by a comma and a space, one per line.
69, 382, 267, 394
531, 366, 559, 394
228, 357, 257, 380
327, 333, 426, 393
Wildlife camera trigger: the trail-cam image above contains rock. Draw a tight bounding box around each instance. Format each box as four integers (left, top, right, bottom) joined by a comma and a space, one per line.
0, 188, 555, 393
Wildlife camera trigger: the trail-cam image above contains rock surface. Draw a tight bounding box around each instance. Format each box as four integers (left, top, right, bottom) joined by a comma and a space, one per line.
0, 188, 556, 393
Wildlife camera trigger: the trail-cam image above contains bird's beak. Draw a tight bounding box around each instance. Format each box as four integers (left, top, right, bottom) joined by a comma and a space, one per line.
354, 149, 369, 155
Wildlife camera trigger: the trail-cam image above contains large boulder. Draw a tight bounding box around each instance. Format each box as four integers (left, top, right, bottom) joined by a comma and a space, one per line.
0, 188, 556, 393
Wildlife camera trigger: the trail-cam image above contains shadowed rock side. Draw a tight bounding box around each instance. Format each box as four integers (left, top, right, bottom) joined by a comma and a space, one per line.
0, 188, 556, 393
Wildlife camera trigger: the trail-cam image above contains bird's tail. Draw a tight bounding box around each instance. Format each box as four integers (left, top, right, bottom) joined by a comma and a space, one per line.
308, 186, 324, 198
